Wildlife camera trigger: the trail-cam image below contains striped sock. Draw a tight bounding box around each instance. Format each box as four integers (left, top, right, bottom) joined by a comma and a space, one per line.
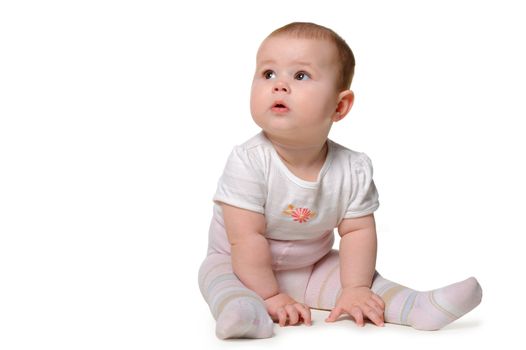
215, 296, 274, 339
199, 254, 274, 339
372, 275, 482, 330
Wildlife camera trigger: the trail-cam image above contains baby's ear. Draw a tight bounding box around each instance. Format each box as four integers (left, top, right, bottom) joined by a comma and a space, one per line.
333, 90, 354, 122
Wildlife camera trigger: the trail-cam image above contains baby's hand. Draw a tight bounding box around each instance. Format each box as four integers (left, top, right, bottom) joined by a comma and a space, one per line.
325, 286, 385, 327
264, 292, 312, 327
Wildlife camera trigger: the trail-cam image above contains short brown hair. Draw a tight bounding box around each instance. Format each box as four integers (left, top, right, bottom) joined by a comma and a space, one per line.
268, 22, 355, 90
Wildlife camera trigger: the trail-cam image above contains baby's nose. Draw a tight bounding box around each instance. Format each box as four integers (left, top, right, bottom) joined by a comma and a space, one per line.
273, 81, 290, 93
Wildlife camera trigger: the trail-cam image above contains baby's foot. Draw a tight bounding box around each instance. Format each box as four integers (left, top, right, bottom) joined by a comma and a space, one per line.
216, 298, 274, 339
375, 276, 482, 330
408, 277, 482, 330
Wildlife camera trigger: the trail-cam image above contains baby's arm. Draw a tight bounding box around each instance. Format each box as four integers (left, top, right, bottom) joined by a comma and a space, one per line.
338, 214, 378, 289
325, 214, 385, 326
222, 203, 278, 299
221, 204, 311, 326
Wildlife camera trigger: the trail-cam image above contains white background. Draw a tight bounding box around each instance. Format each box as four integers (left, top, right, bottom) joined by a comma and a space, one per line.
1, 0, 525, 349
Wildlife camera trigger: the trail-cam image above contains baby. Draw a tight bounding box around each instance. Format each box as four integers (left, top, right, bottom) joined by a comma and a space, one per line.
198, 22, 482, 339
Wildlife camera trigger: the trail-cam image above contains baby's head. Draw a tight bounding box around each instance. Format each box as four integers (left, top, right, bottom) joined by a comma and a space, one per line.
250, 22, 356, 146
268, 22, 355, 91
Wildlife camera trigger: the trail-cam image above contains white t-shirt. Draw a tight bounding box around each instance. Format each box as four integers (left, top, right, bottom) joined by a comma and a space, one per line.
213, 132, 379, 241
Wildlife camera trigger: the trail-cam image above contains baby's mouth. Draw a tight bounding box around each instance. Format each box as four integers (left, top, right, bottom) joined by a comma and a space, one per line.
271, 101, 289, 113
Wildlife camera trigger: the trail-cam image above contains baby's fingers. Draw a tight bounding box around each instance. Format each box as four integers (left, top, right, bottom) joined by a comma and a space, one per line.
364, 306, 384, 327
285, 304, 299, 325
325, 306, 343, 322
295, 303, 312, 326
366, 299, 385, 318
277, 307, 287, 327
350, 307, 365, 327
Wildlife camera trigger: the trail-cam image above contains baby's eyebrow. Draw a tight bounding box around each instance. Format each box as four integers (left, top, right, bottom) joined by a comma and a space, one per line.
257, 59, 276, 67
257, 59, 314, 68
290, 61, 313, 67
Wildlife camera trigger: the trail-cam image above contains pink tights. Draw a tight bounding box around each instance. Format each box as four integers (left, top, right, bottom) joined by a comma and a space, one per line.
198, 216, 482, 339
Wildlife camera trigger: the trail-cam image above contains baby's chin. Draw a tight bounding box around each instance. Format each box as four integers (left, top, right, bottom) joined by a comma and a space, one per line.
256, 124, 295, 139
257, 121, 329, 144
253, 116, 296, 133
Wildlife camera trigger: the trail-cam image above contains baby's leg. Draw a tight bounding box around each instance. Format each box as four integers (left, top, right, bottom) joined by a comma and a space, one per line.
304, 250, 482, 330
274, 265, 314, 304
304, 250, 342, 310
198, 253, 273, 339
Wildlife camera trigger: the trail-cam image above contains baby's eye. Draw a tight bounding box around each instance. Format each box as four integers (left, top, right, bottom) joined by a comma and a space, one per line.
263, 70, 276, 79
295, 71, 310, 81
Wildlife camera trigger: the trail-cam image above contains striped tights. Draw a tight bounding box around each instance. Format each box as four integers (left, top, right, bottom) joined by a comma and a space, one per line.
198, 249, 482, 339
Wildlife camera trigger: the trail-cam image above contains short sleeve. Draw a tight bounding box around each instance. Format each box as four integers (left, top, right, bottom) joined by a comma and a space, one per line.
344, 153, 380, 219
213, 146, 267, 214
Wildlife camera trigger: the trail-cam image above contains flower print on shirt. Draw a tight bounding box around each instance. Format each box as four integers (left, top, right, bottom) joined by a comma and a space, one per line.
282, 204, 317, 223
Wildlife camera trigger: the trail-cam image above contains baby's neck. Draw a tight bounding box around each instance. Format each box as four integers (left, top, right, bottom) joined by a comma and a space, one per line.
265, 133, 328, 181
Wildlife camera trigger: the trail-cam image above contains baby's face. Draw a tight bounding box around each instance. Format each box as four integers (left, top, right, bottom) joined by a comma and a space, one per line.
250, 35, 343, 146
